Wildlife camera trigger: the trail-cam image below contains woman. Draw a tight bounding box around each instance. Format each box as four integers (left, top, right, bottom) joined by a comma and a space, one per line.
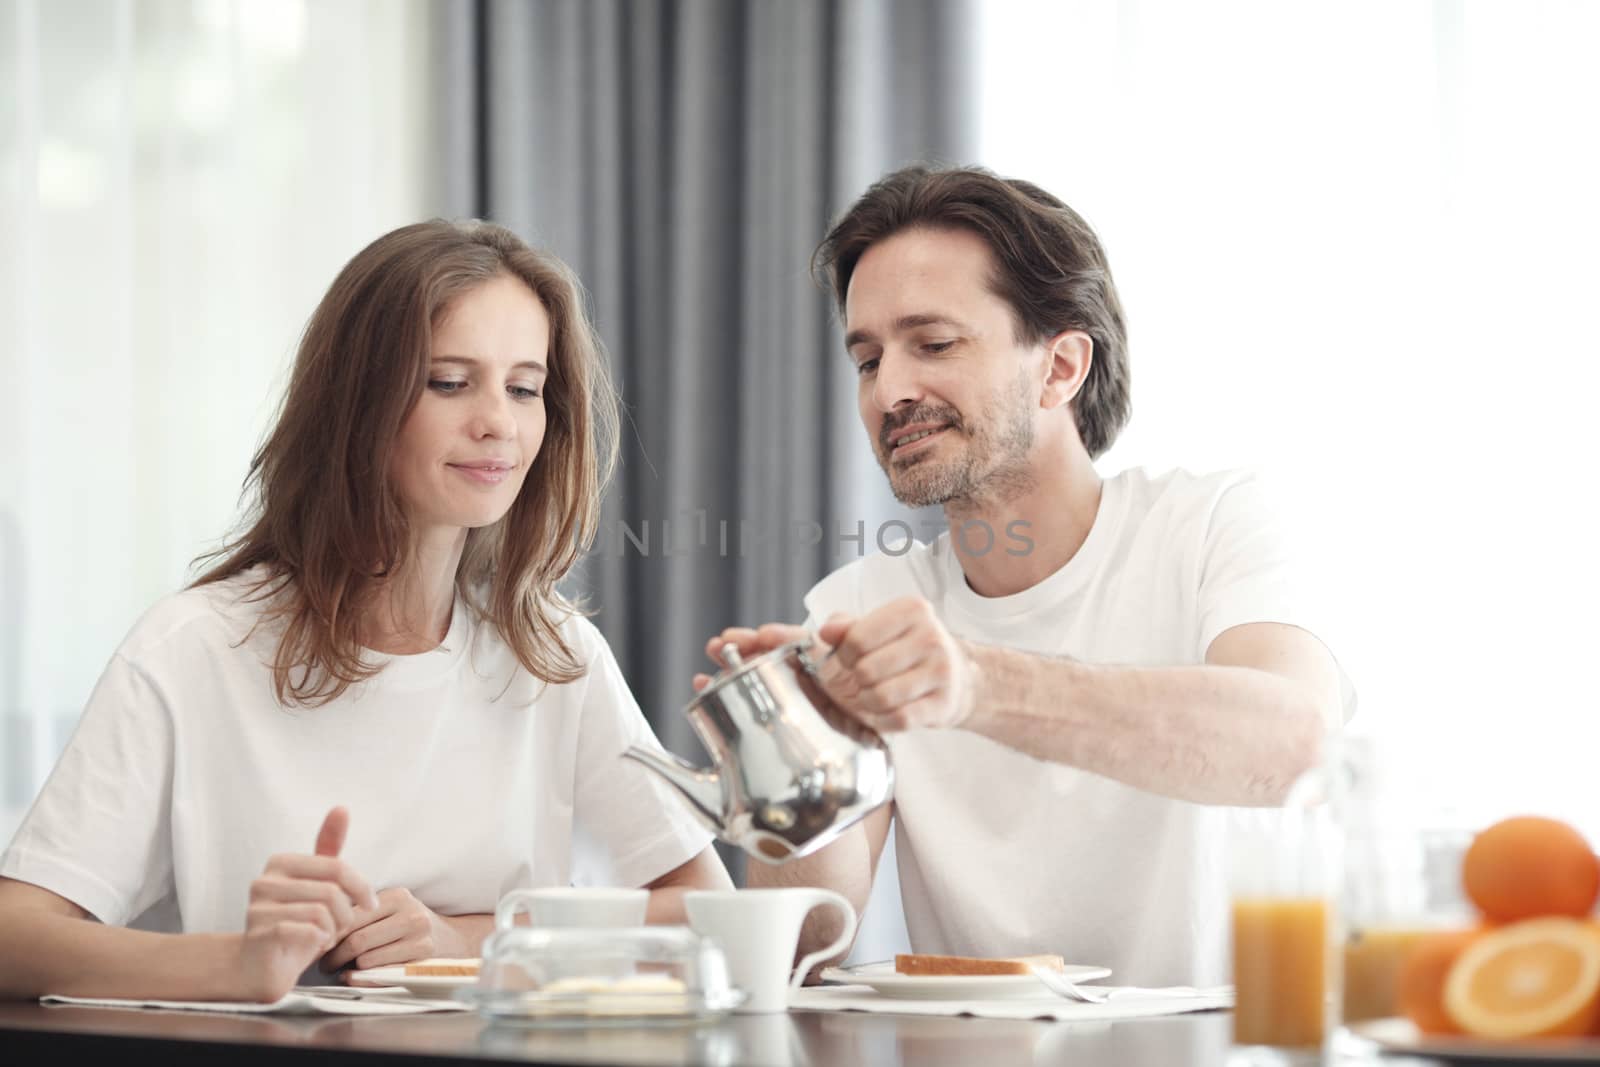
0, 220, 730, 1002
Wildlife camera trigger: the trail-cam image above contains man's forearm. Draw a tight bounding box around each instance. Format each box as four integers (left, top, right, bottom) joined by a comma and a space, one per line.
964, 643, 1326, 805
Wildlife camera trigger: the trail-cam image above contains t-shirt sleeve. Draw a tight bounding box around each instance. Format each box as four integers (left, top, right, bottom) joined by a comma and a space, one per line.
1196, 471, 1356, 722
1195, 472, 1306, 654
0, 653, 176, 926
801, 562, 864, 629
568, 634, 715, 889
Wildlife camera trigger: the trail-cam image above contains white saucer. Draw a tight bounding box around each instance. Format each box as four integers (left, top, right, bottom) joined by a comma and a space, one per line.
820, 961, 1112, 1000
346, 965, 477, 999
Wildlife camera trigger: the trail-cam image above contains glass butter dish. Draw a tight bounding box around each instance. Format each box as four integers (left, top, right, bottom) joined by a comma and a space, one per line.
470, 923, 744, 1027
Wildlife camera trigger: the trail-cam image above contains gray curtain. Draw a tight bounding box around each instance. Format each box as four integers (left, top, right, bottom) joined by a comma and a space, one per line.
436, 0, 976, 766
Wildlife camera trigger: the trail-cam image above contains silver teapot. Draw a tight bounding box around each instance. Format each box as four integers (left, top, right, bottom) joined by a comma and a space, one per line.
622, 641, 895, 864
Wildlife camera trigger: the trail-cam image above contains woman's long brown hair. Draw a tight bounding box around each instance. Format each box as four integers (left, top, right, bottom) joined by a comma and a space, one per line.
193, 220, 619, 705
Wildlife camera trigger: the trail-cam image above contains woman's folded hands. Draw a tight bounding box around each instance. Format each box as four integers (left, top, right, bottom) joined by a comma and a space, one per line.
234, 806, 376, 1001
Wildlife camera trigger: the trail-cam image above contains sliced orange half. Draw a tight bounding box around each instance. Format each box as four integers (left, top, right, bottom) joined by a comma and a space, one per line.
1443, 917, 1600, 1039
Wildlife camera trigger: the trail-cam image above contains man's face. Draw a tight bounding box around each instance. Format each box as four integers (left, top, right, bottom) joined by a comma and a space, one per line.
844, 227, 1041, 508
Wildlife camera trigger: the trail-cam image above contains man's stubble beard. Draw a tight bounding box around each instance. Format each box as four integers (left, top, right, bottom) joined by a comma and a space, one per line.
878, 367, 1038, 509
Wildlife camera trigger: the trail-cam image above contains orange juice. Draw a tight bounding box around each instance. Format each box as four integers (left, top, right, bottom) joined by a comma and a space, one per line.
1342, 925, 1434, 1023
1232, 897, 1332, 1047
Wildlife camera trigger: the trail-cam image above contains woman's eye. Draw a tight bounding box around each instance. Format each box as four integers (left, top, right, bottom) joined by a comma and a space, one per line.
855, 359, 879, 377
428, 379, 467, 393
509, 385, 542, 400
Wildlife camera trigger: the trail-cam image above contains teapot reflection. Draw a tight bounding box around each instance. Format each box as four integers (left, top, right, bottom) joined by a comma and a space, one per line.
623, 642, 894, 864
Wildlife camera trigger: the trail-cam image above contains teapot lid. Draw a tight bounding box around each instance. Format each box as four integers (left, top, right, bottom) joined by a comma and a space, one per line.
696, 639, 815, 701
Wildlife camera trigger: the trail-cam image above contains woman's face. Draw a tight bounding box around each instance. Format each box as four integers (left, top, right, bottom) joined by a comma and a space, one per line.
390, 273, 551, 540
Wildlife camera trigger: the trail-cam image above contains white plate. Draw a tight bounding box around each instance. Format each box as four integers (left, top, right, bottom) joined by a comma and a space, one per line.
1348, 1018, 1600, 1062
820, 961, 1112, 1000
346, 965, 478, 999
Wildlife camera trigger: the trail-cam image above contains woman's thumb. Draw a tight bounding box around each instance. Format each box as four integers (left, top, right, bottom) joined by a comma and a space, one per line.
314, 806, 349, 857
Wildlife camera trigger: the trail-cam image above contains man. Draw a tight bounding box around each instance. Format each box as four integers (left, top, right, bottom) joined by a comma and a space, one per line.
702, 165, 1350, 986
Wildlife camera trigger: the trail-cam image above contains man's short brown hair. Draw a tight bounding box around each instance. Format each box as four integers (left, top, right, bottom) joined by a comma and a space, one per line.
815, 165, 1130, 458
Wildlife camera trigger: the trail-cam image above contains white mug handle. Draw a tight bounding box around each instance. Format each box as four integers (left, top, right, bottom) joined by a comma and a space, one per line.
495, 888, 543, 931
788, 889, 857, 990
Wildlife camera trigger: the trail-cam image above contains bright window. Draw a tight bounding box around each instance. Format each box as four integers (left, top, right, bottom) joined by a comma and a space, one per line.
978, 0, 1600, 834
0, 0, 440, 838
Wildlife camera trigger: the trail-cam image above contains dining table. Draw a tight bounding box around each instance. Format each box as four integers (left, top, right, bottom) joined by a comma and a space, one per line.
0, 1001, 1454, 1066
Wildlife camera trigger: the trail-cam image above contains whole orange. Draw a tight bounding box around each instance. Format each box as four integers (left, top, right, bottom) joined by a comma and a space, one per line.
1397, 929, 1479, 1035
1462, 816, 1600, 923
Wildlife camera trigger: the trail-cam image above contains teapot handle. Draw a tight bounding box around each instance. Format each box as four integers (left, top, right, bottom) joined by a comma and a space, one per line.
792, 637, 887, 751
795, 630, 835, 678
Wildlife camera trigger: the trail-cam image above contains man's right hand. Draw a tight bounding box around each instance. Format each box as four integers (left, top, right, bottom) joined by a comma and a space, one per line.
234, 806, 377, 1002
693, 624, 814, 691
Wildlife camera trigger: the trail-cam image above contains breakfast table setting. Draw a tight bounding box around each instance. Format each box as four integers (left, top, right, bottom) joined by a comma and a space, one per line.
0, 859, 1531, 1067
2, 886, 1248, 1066
0, 954, 1459, 1067
1, 644, 1582, 1065
0, 839, 1490, 1067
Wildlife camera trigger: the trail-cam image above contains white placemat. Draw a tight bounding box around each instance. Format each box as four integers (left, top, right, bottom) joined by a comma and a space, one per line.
790, 984, 1233, 1021
41, 987, 470, 1016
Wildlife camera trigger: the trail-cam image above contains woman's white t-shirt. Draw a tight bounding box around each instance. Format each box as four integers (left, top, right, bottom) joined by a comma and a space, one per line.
803, 467, 1353, 986
0, 572, 712, 939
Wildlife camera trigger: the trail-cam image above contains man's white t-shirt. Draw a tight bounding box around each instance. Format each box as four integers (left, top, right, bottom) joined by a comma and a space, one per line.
0, 571, 712, 951
804, 467, 1348, 986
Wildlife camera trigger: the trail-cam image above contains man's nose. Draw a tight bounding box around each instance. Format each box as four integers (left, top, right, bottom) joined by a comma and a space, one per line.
871, 350, 923, 413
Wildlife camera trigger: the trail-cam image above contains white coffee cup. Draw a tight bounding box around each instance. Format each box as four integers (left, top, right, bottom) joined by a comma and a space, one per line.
685, 888, 856, 1013
496, 887, 649, 929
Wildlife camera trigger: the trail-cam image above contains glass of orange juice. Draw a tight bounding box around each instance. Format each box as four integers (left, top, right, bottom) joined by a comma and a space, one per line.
1229, 776, 1343, 1064
1339, 741, 1470, 1026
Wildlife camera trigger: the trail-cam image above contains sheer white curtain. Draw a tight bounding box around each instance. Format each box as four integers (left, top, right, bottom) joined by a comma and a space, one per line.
979, 1, 1600, 834
0, 0, 442, 839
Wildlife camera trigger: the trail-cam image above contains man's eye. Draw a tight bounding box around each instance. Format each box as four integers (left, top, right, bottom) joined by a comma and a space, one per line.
428, 379, 467, 393
855, 359, 879, 376
924, 341, 955, 354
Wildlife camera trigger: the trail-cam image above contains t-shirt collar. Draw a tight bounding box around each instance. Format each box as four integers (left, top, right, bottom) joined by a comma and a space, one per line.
941, 472, 1127, 622
365, 595, 471, 690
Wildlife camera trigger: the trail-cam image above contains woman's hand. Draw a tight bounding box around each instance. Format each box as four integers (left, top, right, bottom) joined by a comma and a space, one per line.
322, 888, 473, 973
233, 806, 377, 1003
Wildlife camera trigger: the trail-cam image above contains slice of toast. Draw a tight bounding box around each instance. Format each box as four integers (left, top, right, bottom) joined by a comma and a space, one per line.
403, 958, 481, 977
894, 952, 1065, 977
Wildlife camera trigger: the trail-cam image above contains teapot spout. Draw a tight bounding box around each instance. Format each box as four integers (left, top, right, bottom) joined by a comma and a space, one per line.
621, 746, 727, 836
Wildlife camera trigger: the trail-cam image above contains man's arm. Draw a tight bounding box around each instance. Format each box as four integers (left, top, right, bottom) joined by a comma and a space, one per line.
964, 621, 1338, 805
819, 601, 1341, 807
746, 802, 893, 968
